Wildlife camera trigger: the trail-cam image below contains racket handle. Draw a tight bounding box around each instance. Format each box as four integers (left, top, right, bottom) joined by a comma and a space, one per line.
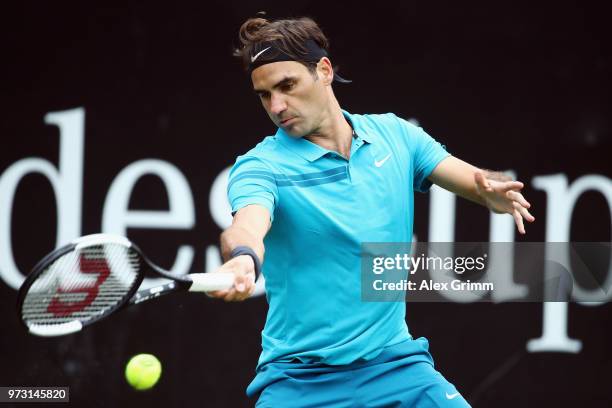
188, 273, 234, 292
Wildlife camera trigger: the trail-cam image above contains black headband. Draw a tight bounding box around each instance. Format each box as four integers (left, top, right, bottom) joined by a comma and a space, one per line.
247, 39, 351, 83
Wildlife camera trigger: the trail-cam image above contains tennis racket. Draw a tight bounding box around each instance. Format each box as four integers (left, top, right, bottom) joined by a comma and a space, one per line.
17, 233, 234, 337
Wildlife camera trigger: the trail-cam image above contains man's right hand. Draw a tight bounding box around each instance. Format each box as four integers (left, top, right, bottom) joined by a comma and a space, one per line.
206, 254, 256, 302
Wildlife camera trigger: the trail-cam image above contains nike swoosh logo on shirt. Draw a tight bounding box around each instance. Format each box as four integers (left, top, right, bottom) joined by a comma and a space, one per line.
446, 392, 460, 400
251, 47, 271, 62
374, 153, 392, 167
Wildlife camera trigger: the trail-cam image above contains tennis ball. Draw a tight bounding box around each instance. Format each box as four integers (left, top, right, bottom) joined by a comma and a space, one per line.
125, 353, 162, 391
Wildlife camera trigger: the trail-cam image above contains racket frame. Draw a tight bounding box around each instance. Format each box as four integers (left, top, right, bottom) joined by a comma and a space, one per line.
17, 233, 232, 337
16, 235, 176, 336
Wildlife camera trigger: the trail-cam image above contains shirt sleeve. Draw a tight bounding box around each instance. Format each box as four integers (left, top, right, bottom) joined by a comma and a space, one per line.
395, 115, 450, 193
227, 154, 279, 221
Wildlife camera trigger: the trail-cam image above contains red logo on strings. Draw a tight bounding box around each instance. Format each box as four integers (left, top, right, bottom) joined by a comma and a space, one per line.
46, 255, 110, 317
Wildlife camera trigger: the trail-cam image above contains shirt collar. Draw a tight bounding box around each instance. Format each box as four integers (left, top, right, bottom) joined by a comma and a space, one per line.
342, 109, 377, 144
276, 109, 377, 162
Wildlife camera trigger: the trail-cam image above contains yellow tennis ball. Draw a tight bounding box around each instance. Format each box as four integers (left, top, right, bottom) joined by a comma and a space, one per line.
125, 354, 162, 391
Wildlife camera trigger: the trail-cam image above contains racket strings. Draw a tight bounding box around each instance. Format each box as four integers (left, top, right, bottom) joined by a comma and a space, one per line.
21, 244, 141, 328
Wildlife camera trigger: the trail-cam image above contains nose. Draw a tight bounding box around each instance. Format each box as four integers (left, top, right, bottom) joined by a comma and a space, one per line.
269, 93, 287, 116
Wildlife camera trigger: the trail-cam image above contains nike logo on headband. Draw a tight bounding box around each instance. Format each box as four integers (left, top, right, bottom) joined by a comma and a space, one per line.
251, 47, 271, 62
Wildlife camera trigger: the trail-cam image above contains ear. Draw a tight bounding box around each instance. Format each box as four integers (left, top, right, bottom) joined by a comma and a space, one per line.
317, 57, 334, 85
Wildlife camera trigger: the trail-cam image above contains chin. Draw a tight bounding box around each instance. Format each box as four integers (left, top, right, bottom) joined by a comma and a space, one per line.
284, 126, 308, 138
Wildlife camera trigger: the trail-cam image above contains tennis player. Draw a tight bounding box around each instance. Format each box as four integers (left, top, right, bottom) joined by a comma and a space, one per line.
208, 15, 535, 407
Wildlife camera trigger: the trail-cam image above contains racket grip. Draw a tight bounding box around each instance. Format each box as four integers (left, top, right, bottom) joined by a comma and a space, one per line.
188, 273, 234, 292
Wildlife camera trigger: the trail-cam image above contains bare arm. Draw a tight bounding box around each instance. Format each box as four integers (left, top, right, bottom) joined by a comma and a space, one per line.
428, 156, 535, 234
209, 204, 271, 302
220, 204, 270, 261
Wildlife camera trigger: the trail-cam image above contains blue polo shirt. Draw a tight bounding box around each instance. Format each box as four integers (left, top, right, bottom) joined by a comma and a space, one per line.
227, 110, 449, 369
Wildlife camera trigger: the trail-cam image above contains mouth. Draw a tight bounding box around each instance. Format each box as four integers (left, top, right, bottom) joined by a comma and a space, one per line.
280, 117, 296, 126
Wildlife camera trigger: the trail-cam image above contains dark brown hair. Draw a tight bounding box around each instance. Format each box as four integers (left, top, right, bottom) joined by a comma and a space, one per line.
233, 15, 330, 74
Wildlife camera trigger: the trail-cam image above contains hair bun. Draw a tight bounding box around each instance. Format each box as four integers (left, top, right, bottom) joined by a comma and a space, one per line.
240, 17, 269, 44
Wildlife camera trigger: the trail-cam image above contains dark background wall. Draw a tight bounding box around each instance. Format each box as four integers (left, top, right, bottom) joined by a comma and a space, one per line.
1, 1, 611, 407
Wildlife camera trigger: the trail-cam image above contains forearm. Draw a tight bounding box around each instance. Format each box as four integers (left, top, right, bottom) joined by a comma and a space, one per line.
208, 205, 270, 301
428, 157, 510, 208
219, 204, 270, 262
220, 224, 265, 262
428, 157, 483, 206
445, 169, 484, 207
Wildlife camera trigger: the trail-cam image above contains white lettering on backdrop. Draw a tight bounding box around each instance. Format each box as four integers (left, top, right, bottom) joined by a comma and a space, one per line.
0, 108, 610, 353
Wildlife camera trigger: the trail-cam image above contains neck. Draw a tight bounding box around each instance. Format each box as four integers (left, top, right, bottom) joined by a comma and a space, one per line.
304, 95, 353, 158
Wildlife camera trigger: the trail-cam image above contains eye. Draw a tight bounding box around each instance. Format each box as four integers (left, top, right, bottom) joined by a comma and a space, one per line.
281, 82, 295, 92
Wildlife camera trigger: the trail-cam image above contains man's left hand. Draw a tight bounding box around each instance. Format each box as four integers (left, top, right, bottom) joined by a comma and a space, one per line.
474, 171, 535, 234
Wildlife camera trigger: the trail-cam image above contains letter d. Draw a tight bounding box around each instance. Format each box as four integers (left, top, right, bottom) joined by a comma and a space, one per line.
0, 108, 84, 289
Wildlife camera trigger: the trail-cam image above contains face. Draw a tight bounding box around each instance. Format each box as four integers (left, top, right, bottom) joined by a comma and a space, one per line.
251, 60, 333, 137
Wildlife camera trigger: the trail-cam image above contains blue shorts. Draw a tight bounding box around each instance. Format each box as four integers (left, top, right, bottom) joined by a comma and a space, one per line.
247, 337, 471, 407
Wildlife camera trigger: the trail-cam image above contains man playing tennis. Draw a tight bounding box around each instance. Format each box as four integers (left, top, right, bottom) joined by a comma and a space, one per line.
208, 15, 534, 407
